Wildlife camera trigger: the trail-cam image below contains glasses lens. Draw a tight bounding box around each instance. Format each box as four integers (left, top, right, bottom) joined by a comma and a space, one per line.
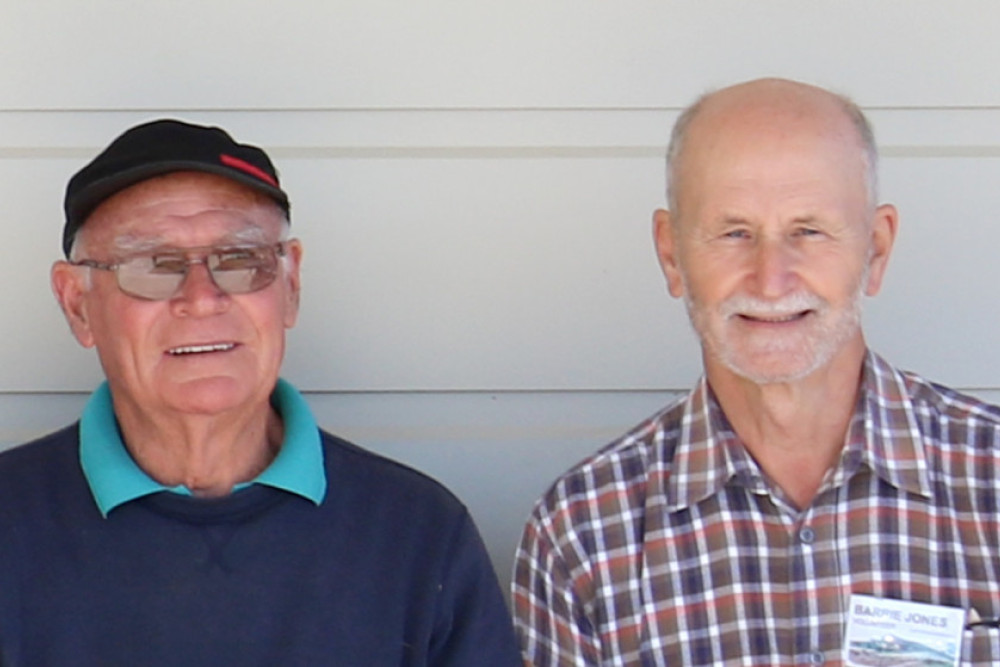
113, 244, 282, 300
117, 256, 185, 300
207, 246, 279, 294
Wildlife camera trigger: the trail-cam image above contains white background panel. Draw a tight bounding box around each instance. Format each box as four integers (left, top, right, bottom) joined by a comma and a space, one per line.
867, 156, 1000, 388
3, 2, 1000, 109
0, 157, 103, 390
282, 154, 691, 391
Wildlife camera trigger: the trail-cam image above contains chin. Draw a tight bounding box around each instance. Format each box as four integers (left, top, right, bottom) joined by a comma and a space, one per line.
163, 376, 261, 415
716, 342, 827, 385
730, 361, 820, 385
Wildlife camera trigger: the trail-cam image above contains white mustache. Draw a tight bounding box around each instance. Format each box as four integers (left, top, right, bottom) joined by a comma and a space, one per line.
719, 292, 825, 319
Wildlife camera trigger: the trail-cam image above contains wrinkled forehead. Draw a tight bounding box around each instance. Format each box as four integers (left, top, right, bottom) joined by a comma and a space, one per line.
77, 172, 286, 252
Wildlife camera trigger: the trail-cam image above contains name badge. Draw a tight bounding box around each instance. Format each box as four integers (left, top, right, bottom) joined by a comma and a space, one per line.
844, 594, 966, 667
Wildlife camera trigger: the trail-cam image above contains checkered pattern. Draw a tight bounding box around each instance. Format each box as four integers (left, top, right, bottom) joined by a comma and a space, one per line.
513, 352, 1000, 665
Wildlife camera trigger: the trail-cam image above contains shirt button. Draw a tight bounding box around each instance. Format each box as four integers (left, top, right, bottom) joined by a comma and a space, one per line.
799, 527, 816, 544
809, 650, 825, 664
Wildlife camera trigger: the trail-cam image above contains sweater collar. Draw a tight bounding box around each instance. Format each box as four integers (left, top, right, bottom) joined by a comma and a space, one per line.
79, 378, 326, 517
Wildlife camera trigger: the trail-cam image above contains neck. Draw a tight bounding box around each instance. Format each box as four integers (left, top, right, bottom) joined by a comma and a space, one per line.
706, 337, 867, 510
112, 401, 283, 498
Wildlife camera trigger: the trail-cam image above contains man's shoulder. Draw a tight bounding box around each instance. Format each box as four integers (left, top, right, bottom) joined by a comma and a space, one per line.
870, 354, 1000, 464
0, 424, 85, 519
316, 429, 469, 515
894, 365, 1000, 434
531, 394, 689, 519
0, 424, 80, 480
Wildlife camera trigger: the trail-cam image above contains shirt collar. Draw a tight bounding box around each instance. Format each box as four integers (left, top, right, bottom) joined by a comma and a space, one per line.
79, 378, 327, 517
839, 350, 932, 498
661, 350, 932, 511
661, 378, 750, 510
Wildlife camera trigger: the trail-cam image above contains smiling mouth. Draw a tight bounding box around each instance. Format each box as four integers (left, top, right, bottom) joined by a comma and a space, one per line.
738, 311, 811, 324
167, 343, 236, 356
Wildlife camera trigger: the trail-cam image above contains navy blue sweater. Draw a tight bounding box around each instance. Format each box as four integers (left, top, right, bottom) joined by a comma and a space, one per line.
0, 425, 521, 666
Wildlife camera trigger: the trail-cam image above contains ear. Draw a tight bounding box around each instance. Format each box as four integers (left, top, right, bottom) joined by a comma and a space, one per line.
281, 239, 303, 328
653, 209, 685, 298
51, 261, 96, 348
863, 204, 899, 296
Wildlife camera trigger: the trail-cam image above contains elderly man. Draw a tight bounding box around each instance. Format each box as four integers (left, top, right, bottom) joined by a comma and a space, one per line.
0, 119, 520, 665
513, 78, 1000, 664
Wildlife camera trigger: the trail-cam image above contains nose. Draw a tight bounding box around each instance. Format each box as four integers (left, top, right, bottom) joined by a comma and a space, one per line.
170, 260, 229, 316
752, 238, 799, 298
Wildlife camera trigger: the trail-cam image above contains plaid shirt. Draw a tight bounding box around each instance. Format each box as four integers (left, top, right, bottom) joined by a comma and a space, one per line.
513, 351, 1000, 666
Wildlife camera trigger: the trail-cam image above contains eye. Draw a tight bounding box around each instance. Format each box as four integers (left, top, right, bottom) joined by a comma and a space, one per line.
147, 254, 187, 274
794, 227, 823, 237
214, 248, 266, 271
722, 229, 751, 240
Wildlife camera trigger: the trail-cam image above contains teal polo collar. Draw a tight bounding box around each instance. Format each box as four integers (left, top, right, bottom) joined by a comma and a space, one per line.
79, 379, 326, 517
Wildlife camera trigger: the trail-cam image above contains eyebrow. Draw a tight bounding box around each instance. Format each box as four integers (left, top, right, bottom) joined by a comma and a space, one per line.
718, 216, 751, 227
710, 214, 827, 229
109, 236, 166, 254
694, 216, 751, 235
111, 225, 269, 255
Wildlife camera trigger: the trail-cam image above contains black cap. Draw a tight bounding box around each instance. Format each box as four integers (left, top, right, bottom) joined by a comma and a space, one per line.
63, 119, 290, 256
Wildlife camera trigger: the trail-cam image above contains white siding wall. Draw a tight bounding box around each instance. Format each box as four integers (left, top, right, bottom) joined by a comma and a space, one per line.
3, 1, 1000, 585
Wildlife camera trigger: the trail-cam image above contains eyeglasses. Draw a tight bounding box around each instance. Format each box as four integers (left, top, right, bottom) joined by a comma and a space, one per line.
71, 242, 288, 301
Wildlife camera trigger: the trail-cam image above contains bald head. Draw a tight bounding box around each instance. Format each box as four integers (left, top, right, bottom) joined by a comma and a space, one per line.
666, 78, 878, 222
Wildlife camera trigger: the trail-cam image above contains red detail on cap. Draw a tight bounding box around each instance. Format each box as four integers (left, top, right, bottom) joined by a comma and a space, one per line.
219, 153, 278, 187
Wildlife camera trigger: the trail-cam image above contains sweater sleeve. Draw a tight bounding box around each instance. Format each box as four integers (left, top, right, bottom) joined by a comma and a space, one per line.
427, 510, 522, 666
0, 456, 26, 667
0, 522, 21, 666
